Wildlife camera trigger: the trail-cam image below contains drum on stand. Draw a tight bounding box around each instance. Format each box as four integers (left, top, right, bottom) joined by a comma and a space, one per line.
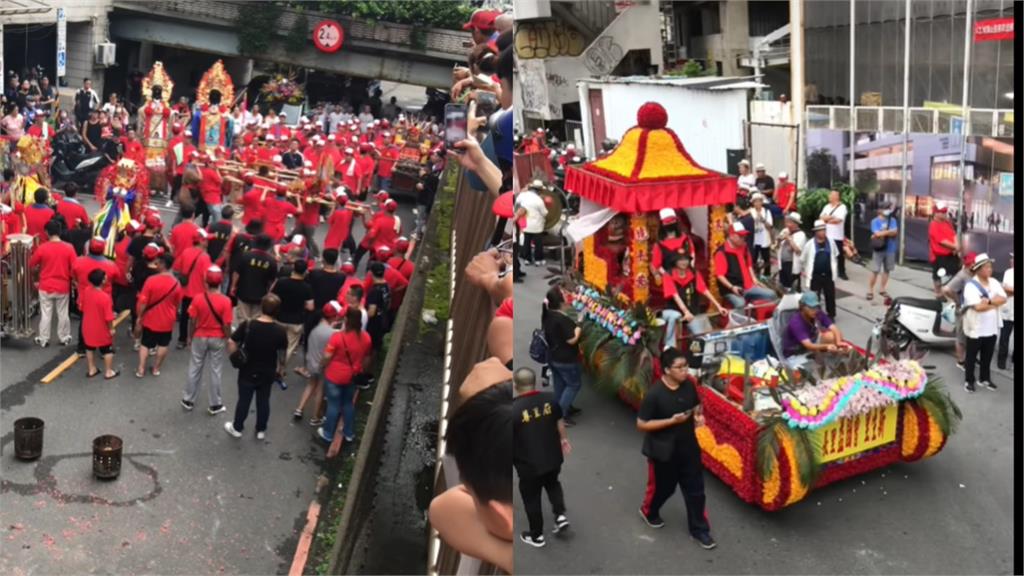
5, 234, 37, 338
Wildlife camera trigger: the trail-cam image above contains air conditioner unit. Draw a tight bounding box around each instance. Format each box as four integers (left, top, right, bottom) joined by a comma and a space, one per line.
95, 42, 116, 67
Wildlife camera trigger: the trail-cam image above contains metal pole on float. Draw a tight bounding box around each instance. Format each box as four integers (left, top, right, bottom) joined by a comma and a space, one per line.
790, 0, 806, 190
898, 0, 912, 265
848, 0, 856, 241
956, 0, 974, 252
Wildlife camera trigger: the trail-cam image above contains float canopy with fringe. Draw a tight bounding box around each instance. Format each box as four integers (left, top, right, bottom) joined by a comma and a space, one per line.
565, 102, 736, 213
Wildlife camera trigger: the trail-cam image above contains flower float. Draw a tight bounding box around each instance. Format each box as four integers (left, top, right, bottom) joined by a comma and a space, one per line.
781, 360, 928, 430
261, 73, 306, 106
573, 286, 643, 345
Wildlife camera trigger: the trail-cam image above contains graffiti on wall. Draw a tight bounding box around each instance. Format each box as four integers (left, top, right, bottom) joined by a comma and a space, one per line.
518, 59, 550, 115
584, 36, 624, 76
515, 21, 586, 59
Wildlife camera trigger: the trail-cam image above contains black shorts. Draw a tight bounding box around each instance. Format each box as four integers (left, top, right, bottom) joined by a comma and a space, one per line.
86, 344, 114, 355
141, 328, 173, 349
933, 254, 960, 282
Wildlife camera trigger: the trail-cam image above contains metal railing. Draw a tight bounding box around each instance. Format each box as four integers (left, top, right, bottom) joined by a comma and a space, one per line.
806, 105, 1014, 137
427, 168, 505, 576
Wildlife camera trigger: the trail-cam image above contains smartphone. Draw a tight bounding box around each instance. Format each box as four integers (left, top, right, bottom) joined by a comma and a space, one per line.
444, 103, 468, 150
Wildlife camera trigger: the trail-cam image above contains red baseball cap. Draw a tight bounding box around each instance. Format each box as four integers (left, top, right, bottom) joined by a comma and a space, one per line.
729, 221, 750, 236
463, 9, 500, 32
375, 190, 390, 201
341, 261, 356, 274
376, 245, 393, 259
384, 199, 398, 212
322, 300, 342, 319
205, 265, 224, 286
89, 237, 106, 255
963, 252, 977, 267
359, 143, 372, 153
395, 237, 410, 253
142, 242, 163, 260
193, 227, 209, 244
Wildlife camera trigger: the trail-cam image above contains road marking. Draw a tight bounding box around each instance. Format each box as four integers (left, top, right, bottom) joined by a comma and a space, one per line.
40, 310, 130, 384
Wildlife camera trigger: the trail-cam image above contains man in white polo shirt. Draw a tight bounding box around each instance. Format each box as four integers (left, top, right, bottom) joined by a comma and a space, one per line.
819, 189, 849, 280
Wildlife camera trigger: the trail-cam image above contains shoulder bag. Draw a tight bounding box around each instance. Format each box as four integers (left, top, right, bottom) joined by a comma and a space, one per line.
229, 320, 253, 369
133, 281, 179, 339
203, 291, 231, 338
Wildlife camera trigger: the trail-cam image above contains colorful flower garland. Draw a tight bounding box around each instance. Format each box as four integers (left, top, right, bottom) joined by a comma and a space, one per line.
782, 360, 927, 430
573, 286, 643, 346
707, 204, 728, 301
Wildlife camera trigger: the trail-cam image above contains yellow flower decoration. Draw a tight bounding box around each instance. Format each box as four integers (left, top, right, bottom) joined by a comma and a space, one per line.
696, 425, 744, 480
636, 130, 709, 179
779, 431, 809, 505
590, 128, 643, 178
922, 414, 944, 459
582, 236, 608, 290
901, 406, 920, 459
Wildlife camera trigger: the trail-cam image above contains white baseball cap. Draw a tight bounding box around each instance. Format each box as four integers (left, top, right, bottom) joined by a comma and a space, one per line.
778, 171, 789, 179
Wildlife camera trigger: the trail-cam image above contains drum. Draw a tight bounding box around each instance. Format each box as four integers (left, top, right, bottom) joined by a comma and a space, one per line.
5, 234, 36, 338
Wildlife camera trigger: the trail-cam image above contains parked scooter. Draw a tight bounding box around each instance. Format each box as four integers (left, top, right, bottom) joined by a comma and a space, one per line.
880, 269, 958, 349
50, 129, 120, 192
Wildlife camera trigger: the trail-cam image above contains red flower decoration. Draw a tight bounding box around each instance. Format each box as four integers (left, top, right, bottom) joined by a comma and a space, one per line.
636, 102, 668, 129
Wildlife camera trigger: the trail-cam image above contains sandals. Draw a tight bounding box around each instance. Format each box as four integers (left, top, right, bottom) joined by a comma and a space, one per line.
293, 409, 304, 420
135, 370, 145, 378
86, 369, 100, 379
104, 370, 120, 380
151, 367, 161, 376
866, 293, 874, 301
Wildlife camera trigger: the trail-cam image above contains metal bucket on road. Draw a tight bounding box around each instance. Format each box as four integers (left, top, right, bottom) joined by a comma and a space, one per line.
13, 417, 44, 461
92, 435, 123, 479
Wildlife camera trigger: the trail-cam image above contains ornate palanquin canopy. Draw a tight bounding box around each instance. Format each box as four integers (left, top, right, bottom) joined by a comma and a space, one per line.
195, 60, 235, 106
141, 61, 174, 104
565, 102, 736, 213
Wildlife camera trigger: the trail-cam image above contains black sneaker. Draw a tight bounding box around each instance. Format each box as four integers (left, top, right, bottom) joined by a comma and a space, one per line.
563, 417, 577, 427
693, 533, 717, 550
980, 381, 998, 391
519, 532, 546, 548
964, 381, 976, 393
176, 341, 187, 350
357, 379, 371, 390
638, 507, 664, 528
552, 514, 570, 534
208, 405, 226, 415
568, 406, 582, 416
180, 399, 194, 411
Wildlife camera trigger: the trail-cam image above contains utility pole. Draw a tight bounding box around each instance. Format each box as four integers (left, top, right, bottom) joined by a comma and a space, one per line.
848, 0, 856, 241
789, 0, 805, 190
956, 0, 975, 251
898, 0, 911, 265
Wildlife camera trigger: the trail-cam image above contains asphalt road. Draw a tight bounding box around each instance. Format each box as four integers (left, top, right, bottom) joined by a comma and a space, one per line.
0, 192, 418, 574
512, 259, 1015, 575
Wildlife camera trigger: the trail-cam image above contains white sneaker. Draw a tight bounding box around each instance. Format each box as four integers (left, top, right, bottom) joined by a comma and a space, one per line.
34, 337, 48, 348
223, 421, 242, 438
256, 431, 266, 441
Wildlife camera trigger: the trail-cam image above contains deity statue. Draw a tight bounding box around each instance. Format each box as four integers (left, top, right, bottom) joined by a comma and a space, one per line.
191, 60, 235, 152
138, 61, 174, 193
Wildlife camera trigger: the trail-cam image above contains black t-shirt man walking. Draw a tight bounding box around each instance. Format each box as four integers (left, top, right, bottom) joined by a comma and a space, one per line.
637, 348, 716, 550
513, 367, 571, 548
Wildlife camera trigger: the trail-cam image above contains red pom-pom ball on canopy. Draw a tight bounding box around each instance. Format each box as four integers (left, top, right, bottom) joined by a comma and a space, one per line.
637, 102, 668, 129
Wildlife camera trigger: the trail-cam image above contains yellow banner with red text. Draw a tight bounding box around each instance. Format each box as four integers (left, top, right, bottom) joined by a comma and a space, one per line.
812, 404, 898, 464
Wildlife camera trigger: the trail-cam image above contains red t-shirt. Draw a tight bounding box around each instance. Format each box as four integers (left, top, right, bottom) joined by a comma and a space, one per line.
363, 266, 409, 310
377, 146, 400, 179
199, 167, 224, 205
339, 158, 361, 192
80, 285, 115, 348
174, 246, 212, 298
113, 236, 132, 287
776, 183, 796, 211
336, 276, 364, 305
496, 297, 513, 319
242, 188, 268, 225
188, 291, 233, 338
713, 242, 754, 291
56, 199, 90, 229
170, 220, 199, 257
356, 156, 375, 188
928, 219, 956, 262
362, 213, 398, 251
29, 240, 77, 294
387, 256, 415, 280
263, 196, 298, 241
324, 209, 354, 250
24, 204, 55, 240
72, 255, 120, 297
138, 273, 183, 332
323, 329, 373, 385
662, 268, 708, 300
298, 194, 321, 227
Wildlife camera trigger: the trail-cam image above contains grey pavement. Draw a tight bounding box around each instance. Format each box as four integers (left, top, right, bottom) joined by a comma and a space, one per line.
1, 193, 418, 574
513, 256, 1014, 575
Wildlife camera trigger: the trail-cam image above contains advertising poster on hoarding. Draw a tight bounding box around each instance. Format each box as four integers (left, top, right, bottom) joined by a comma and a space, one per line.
806, 130, 1014, 272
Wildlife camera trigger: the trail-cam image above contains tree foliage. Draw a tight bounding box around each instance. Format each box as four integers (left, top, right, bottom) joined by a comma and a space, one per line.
285, 9, 310, 54
305, 0, 477, 30
237, 2, 284, 56
806, 148, 841, 189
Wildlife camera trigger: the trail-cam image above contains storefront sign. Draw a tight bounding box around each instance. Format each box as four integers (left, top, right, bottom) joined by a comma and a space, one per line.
999, 172, 1014, 197
974, 18, 1013, 42
812, 404, 898, 464
313, 20, 344, 53
56, 8, 67, 78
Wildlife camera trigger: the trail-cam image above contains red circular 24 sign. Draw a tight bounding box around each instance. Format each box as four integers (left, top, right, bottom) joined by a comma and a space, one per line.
313, 20, 344, 53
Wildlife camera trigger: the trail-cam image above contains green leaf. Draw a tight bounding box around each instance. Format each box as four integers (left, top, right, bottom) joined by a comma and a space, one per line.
756, 422, 782, 481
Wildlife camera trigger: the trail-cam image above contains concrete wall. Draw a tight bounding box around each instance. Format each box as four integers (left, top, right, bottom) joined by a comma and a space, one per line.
517, 1, 664, 121
4, 0, 113, 99
579, 81, 747, 173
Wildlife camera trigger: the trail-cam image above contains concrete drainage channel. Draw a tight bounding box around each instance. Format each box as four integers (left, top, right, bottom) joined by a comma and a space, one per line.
299, 186, 449, 575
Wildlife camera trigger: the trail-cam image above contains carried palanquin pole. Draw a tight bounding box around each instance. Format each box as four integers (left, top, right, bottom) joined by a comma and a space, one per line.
137, 61, 174, 197
191, 60, 235, 152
